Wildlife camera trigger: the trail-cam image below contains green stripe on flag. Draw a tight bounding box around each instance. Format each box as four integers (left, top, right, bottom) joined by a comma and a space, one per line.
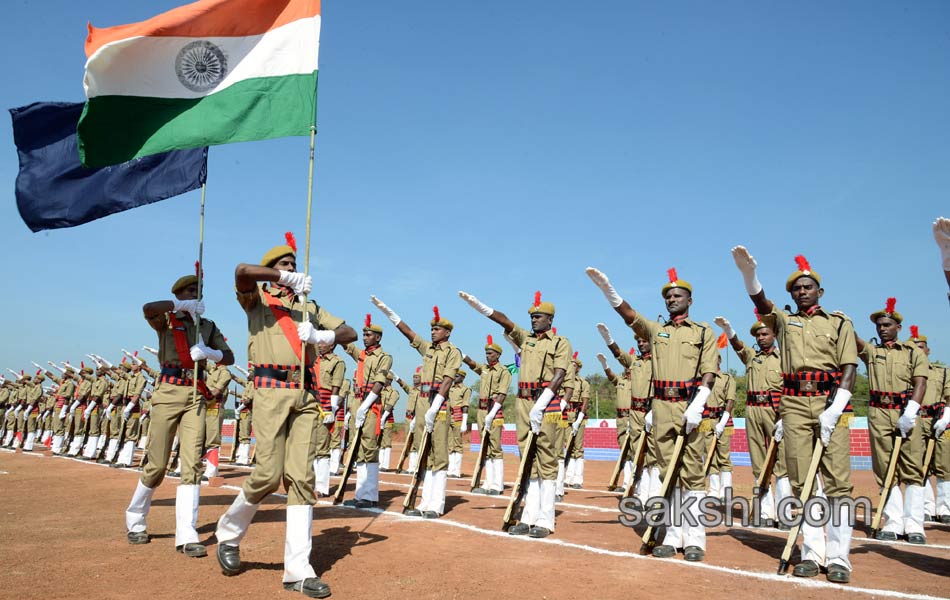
78, 72, 317, 167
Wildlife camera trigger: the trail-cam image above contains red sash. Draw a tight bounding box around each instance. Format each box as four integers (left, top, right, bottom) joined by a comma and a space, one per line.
167, 313, 213, 399
264, 289, 306, 362
354, 348, 382, 436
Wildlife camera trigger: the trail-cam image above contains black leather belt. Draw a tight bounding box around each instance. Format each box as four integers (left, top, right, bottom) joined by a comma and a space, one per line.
254, 366, 314, 387
160, 366, 205, 379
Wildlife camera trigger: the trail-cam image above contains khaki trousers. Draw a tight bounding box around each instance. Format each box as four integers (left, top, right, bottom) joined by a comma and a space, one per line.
651, 399, 706, 492
241, 387, 320, 505
109, 407, 123, 440
87, 404, 101, 436
570, 421, 586, 459
347, 409, 379, 464
238, 411, 253, 444
329, 418, 342, 451
313, 419, 331, 459
381, 422, 394, 450
204, 406, 224, 450
413, 395, 449, 472
141, 382, 206, 487
516, 396, 558, 481
448, 421, 463, 453
746, 405, 787, 480
920, 418, 950, 480
869, 407, 924, 487
125, 414, 141, 442
780, 395, 852, 498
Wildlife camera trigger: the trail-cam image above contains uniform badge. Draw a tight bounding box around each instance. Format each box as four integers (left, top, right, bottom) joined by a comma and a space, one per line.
657, 333, 670, 339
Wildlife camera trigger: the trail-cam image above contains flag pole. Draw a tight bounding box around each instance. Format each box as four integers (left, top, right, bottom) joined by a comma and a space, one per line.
299, 125, 316, 389
194, 183, 206, 414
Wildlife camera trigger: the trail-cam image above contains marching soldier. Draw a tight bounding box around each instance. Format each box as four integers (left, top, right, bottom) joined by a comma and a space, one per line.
102, 363, 132, 463
116, 360, 153, 467
21, 372, 44, 451
137, 359, 157, 450
78, 365, 107, 458
715, 314, 790, 527
459, 290, 571, 538
565, 355, 590, 489
203, 361, 233, 478
51, 369, 77, 454
588, 267, 717, 561
394, 369, 423, 474
463, 336, 512, 495
214, 234, 354, 598
447, 371, 471, 477
0, 379, 12, 446
909, 327, 950, 524
371, 298, 461, 518
342, 314, 393, 508
854, 299, 929, 544
731, 248, 858, 583
233, 375, 255, 466
124, 271, 234, 559
704, 356, 736, 500
313, 342, 345, 497
328, 377, 350, 475
378, 372, 399, 472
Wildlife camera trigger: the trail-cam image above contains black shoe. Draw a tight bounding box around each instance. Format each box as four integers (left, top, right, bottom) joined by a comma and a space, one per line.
759, 518, 776, 529
925, 514, 935, 523
217, 543, 241, 576
873, 530, 898, 541
555, 495, 564, 502
906, 533, 926, 545
508, 523, 530, 536
283, 577, 332, 599
421, 511, 439, 519
651, 544, 676, 558
168, 471, 180, 478
570, 484, 583, 490
403, 509, 422, 517
777, 522, 791, 531
354, 500, 378, 509
177, 543, 207, 558
127, 531, 149, 545
826, 564, 850, 584
683, 546, 705, 562
96, 458, 110, 464
940, 515, 950, 525
528, 526, 551, 538
342, 499, 357, 508
792, 560, 820, 578
471, 487, 488, 494
486, 489, 501, 496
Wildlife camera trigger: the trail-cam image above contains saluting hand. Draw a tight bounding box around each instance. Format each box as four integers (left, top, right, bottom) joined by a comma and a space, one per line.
277, 270, 312, 296
596, 323, 613, 345
586, 267, 623, 307
596, 353, 608, 369
933, 217, 950, 270
714, 316, 735, 340
458, 291, 493, 316
172, 299, 205, 320
731, 246, 763, 296
370, 295, 402, 326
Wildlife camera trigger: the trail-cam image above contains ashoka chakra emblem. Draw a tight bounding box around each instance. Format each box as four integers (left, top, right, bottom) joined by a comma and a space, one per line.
175, 40, 228, 93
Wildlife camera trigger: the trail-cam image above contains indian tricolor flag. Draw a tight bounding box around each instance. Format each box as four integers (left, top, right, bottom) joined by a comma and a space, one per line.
78, 0, 320, 167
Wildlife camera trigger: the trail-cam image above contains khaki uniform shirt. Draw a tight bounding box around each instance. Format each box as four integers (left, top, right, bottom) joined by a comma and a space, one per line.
110, 375, 130, 400
381, 386, 399, 412
738, 345, 782, 394
76, 377, 93, 401
448, 383, 472, 412
0, 387, 10, 408
128, 371, 150, 400
316, 352, 346, 392
397, 379, 421, 417
767, 306, 858, 374
859, 341, 929, 395
150, 313, 230, 369
57, 379, 76, 402
707, 371, 736, 414
207, 364, 233, 395
629, 313, 717, 385
344, 344, 392, 395
507, 326, 572, 389
410, 335, 462, 391
236, 285, 331, 366
90, 376, 109, 401
470, 361, 512, 409
921, 364, 949, 408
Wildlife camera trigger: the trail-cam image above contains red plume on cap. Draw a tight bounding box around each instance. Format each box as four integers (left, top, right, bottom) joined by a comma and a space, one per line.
365, 313, 372, 328
415, 366, 422, 374
223, 337, 228, 342
284, 231, 297, 253
534, 291, 542, 307
432, 306, 441, 322
910, 325, 919, 338
20, 370, 23, 376
753, 308, 760, 320
794, 255, 811, 273
667, 268, 678, 283
36, 368, 42, 375
486, 335, 494, 346
194, 261, 204, 278
629, 347, 636, 355
133, 351, 138, 357
572, 351, 578, 360
121, 357, 127, 363
80, 361, 84, 369
552, 327, 557, 335
885, 297, 897, 314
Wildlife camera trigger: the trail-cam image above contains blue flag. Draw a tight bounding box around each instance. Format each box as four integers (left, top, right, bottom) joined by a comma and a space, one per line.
10, 102, 207, 233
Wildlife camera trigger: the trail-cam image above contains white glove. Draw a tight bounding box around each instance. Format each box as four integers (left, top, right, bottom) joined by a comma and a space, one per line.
71, 400, 82, 415
682, 386, 711, 434
597, 353, 608, 369
277, 270, 312, 296
425, 394, 445, 432
323, 410, 334, 425
370, 295, 401, 326
58, 405, 68, 419
585, 267, 623, 307
458, 291, 493, 316
572, 411, 585, 433
409, 417, 416, 431
715, 411, 730, 437
530, 389, 555, 434
731, 246, 763, 296
330, 394, 340, 414
297, 322, 335, 345
104, 403, 115, 417
461, 413, 468, 430
645, 410, 653, 433
934, 217, 950, 270
818, 389, 852, 447
559, 398, 567, 412
172, 299, 205, 319
934, 407, 949, 437
714, 316, 735, 340
773, 419, 784, 443
343, 411, 351, 429
190, 341, 223, 362
236, 403, 245, 414
355, 393, 377, 428
381, 410, 391, 427
897, 400, 920, 438
122, 401, 136, 419
596, 323, 614, 345
484, 402, 501, 429
13, 406, 22, 416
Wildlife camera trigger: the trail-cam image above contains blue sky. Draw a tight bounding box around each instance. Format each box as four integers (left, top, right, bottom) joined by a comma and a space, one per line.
2, 1, 949, 415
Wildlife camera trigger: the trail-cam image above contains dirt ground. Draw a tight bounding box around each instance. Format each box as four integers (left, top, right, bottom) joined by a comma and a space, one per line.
0, 442, 947, 600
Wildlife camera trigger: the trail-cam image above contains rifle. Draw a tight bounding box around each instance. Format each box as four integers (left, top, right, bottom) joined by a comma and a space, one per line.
607, 429, 632, 491
639, 432, 685, 554
620, 429, 649, 499
753, 437, 779, 520
470, 425, 491, 491
402, 427, 432, 513
395, 423, 415, 473
229, 399, 243, 464
868, 433, 903, 538
502, 431, 538, 531
93, 404, 115, 461
777, 388, 839, 574
701, 429, 719, 477
332, 420, 365, 505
